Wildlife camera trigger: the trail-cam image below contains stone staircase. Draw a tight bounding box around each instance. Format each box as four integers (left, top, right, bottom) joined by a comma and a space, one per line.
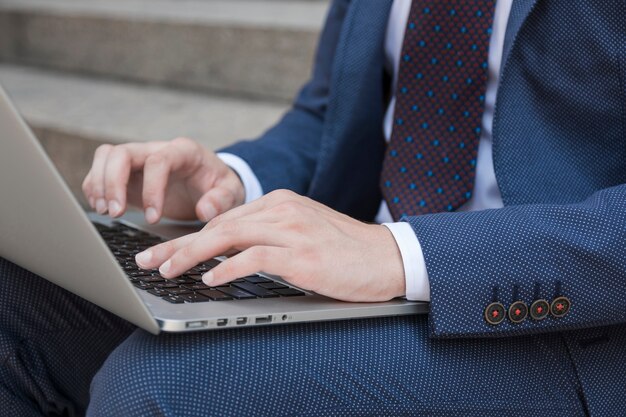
0, 0, 326, 205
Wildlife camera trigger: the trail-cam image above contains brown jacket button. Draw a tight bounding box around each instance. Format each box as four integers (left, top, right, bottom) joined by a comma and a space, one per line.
551, 297, 571, 318
508, 301, 528, 324
530, 299, 550, 321
485, 302, 506, 325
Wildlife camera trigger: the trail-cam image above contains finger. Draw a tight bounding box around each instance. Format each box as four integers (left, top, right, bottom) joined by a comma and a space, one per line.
141, 152, 174, 224
103, 143, 163, 217
195, 186, 238, 222
81, 172, 95, 209
135, 232, 200, 269
203, 246, 294, 287
158, 221, 290, 278
141, 140, 198, 224
88, 144, 114, 214
204, 189, 295, 230
103, 146, 132, 217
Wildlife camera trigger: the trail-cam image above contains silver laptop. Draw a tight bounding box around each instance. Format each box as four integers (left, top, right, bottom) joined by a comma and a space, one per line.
0, 84, 428, 334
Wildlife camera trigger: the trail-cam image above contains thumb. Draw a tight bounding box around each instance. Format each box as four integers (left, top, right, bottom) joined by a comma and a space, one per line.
195, 187, 240, 222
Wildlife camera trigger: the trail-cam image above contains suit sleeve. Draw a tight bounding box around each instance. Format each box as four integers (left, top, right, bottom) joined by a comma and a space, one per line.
405, 184, 626, 338
218, 0, 349, 195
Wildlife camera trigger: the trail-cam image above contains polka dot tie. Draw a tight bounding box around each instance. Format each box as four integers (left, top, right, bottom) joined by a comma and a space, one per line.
381, 0, 496, 220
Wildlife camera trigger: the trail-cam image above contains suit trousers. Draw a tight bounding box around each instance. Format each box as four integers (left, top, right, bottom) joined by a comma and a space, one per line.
0, 257, 593, 416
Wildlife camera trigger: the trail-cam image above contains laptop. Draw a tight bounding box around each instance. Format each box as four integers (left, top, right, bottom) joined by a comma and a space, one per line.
0, 84, 428, 334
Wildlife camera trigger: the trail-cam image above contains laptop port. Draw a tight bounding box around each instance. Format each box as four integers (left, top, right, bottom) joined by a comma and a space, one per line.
255, 315, 272, 324
216, 318, 228, 327
236, 317, 247, 325
185, 320, 208, 329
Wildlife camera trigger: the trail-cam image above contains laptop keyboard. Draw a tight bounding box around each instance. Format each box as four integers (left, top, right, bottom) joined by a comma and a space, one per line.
94, 222, 306, 304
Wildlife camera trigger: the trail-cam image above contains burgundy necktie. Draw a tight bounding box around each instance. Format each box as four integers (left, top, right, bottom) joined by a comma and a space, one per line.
381, 0, 497, 220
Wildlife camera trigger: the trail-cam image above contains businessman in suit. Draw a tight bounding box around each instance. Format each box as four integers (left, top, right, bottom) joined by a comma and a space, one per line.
1, 0, 625, 415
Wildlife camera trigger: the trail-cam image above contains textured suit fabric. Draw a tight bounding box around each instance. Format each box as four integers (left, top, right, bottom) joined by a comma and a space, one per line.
87, 315, 596, 417
220, 0, 626, 341
0, 258, 135, 416
218, 0, 626, 413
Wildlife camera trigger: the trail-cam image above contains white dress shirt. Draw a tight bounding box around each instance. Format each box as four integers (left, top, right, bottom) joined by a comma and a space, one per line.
218, 0, 512, 301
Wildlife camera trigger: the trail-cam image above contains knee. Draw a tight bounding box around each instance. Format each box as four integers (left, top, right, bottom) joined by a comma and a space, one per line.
88, 331, 164, 417
87, 328, 299, 416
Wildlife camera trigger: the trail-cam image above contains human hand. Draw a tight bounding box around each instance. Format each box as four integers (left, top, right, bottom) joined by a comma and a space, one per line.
135, 190, 406, 302
82, 137, 245, 223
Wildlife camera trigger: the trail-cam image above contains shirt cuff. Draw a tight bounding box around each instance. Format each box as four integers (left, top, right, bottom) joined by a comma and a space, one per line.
382, 222, 431, 302
217, 153, 264, 204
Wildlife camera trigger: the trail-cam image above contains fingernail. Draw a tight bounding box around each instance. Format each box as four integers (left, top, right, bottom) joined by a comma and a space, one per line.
202, 271, 214, 286
108, 200, 122, 217
135, 250, 152, 267
200, 205, 216, 222
159, 260, 172, 276
96, 199, 107, 214
89, 197, 95, 209
145, 207, 159, 224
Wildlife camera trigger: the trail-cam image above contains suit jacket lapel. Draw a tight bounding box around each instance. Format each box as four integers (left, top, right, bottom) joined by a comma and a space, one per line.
501, 0, 541, 71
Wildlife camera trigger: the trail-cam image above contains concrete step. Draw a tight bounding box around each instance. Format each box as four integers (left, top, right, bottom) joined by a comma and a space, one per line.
0, 0, 327, 102
0, 63, 287, 206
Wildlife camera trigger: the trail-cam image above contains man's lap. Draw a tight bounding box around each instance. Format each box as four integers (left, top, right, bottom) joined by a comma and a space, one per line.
89, 316, 586, 416
0, 258, 586, 416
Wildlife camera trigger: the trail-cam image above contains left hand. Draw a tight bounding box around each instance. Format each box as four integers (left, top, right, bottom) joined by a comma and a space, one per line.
135, 190, 406, 302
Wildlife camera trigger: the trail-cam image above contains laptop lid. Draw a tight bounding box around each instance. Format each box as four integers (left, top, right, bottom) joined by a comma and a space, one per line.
0, 84, 160, 334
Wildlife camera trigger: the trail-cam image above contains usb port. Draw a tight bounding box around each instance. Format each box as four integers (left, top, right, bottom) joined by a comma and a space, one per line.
185, 320, 208, 329
236, 317, 248, 325
217, 318, 228, 327
255, 315, 272, 324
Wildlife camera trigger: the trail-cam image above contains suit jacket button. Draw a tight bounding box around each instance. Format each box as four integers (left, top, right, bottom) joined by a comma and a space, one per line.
551, 296, 571, 318
508, 301, 528, 324
530, 299, 550, 321
485, 302, 506, 325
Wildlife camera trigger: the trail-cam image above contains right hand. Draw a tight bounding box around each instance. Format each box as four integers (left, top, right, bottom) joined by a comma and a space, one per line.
82, 137, 245, 224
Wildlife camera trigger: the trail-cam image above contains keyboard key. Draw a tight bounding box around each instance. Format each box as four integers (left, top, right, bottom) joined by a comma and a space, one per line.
122, 264, 139, 272
167, 287, 192, 296
193, 259, 221, 272
259, 282, 289, 290
183, 283, 211, 291
163, 296, 185, 304
133, 282, 154, 290
181, 293, 210, 303
170, 277, 196, 285
128, 271, 153, 278
218, 287, 256, 300
232, 282, 279, 298
185, 274, 204, 282
244, 275, 273, 284
139, 276, 166, 283
148, 288, 170, 297
274, 288, 306, 297
154, 282, 179, 289
197, 289, 233, 301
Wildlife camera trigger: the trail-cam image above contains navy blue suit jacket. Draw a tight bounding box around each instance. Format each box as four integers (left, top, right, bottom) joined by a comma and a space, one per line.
221, 0, 626, 407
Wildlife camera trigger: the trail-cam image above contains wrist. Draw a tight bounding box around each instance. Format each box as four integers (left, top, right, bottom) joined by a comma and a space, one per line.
374, 224, 406, 299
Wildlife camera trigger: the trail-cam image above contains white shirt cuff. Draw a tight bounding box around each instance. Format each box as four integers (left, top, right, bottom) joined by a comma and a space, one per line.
382, 222, 431, 302
217, 153, 264, 204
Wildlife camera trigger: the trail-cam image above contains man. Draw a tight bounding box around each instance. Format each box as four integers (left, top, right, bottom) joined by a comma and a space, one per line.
1, 0, 625, 415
